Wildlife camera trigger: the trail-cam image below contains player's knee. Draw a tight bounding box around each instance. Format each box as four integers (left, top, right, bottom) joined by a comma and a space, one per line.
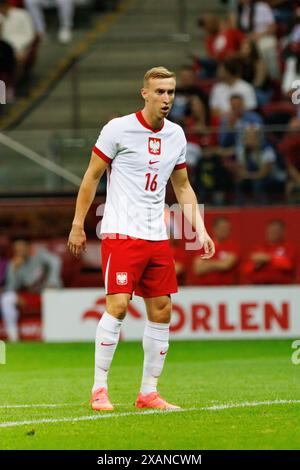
152, 298, 172, 323
106, 296, 129, 319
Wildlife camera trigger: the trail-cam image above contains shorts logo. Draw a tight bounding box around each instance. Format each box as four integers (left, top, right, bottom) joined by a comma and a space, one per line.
148, 137, 161, 155
116, 272, 128, 285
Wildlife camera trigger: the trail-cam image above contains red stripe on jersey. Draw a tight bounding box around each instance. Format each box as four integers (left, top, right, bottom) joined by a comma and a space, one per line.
174, 162, 187, 170
135, 110, 164, 133
93, 146, 112, 163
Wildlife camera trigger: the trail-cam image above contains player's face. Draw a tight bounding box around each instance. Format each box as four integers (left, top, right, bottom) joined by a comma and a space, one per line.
142, 78, 176, 119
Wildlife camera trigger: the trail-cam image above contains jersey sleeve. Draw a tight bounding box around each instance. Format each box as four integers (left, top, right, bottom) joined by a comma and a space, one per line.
93, 119, 119, 163
174, 130, 187, 171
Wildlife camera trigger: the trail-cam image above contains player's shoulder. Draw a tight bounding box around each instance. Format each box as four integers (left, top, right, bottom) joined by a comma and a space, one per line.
164, 119, 186, 139
102, 113, 136, 132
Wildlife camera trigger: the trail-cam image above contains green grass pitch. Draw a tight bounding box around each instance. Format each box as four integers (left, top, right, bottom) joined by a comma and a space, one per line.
0, 339, 299, 450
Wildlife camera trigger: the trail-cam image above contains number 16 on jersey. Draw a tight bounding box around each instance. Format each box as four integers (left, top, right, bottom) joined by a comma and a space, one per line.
145, 173, 158, 191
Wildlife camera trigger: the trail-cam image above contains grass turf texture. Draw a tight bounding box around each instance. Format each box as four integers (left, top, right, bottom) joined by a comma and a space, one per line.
0, 340, 299, 450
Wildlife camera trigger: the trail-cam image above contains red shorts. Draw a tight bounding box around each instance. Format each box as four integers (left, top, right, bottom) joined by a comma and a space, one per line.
101, 235, 178, 298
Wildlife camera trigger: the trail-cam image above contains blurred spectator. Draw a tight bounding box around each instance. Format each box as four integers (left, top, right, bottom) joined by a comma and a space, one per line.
194, 150, 227, 205
169, 65, 208, 126
219, 94, 263, 150
268, 0, 297, 30
184, 93, 224, 190
281, 45, 300, 117
0, 0, 35, 94
24, 0, 74, 44
0, 39, 15, 100
280, 8, 300, 53
221, 0, 239, 25
232, 0, 280, 78
277, 117, 300, 200
0, 236, 9, 289
1, 236, 62, 341
186, 216, 240, 285
0, 236, 9, 335
196, 13, 244, 77
238, 38, 272, 105
185, 94, 219, 148
210, 58, 257, 116
242, 219, 297, 283
233, 124, 282, 203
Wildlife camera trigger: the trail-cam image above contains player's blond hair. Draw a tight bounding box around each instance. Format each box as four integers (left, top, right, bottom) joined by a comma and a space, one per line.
143, 67, 176, 86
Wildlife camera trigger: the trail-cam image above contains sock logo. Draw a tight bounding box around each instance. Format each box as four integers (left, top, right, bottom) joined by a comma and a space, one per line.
100, 342, 115, 347
160, 350, 168, 356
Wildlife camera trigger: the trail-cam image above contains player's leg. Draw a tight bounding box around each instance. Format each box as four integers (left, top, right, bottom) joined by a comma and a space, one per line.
136, 295, 180, 410
134, 239, 180, 410
141, 295, 171, 391
91, 293, 130, 411
135, 295, 179, 410
91, 235, 142, 411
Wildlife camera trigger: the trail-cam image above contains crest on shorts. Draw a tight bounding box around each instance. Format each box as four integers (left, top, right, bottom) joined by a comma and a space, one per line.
116, 272, 128, 285
148, 137, 161, 155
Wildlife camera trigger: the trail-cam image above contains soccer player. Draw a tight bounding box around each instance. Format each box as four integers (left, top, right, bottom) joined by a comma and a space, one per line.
68, 67, 215, 411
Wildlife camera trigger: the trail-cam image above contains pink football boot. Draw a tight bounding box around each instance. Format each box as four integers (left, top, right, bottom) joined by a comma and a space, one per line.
90, 387, 114, 411
135, 392, 181, 410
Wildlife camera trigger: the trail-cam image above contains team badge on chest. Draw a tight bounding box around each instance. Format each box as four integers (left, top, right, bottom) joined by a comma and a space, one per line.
148, 137, 161, 155
116, 272, 128, 285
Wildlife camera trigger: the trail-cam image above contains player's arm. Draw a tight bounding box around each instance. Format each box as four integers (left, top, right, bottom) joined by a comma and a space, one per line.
68, 152, 109, 258
170, 167, 215, 259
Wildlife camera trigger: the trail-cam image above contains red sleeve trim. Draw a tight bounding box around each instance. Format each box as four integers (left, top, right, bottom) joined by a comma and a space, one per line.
93, 146, 112, 163
174, 162, 187, 171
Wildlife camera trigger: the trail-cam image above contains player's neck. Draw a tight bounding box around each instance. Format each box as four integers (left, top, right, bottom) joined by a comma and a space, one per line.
141, 108, 164, 131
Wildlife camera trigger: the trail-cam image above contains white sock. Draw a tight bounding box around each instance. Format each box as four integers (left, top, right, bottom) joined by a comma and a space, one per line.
92, 311, 122, 392
1, 291, 19, 342
140, 320, 170, 395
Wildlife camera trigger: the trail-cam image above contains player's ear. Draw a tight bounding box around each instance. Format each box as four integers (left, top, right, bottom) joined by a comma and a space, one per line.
141, 87, 148, 101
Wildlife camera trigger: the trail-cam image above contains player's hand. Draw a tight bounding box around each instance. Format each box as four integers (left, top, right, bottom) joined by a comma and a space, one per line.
200, 232, 215, 260
68, 224, 86, 259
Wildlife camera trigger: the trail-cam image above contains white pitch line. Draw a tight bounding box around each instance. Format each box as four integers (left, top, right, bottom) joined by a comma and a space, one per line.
0, 403, 84, 409
203, 399, 300, 411
0, 403, 127, 409
1, 408, 184, 428
0, 399, 299, 429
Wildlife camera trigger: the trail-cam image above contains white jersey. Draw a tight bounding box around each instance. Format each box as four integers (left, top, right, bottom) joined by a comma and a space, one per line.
93, 111, 187, 240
